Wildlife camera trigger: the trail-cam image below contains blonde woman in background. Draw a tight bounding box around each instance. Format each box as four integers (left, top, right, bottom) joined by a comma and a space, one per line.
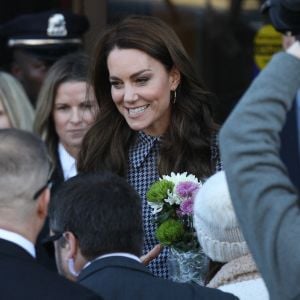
34, 52, 97, 193
33, 51, 97, 272
0, 71, 34, 130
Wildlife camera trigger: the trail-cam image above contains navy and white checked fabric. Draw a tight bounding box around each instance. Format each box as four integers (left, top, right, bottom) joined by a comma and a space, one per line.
127, 132, 168, 278
127, 131, 222, 279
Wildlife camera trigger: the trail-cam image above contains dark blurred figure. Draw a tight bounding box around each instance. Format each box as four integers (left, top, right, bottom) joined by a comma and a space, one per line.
280, 98, 300, 192
279, 34, 300, 192
0, 10, 89, 106
200, 0, 256, 125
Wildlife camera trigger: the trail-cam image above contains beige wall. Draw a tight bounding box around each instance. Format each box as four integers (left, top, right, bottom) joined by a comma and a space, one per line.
72, 0, 107, 55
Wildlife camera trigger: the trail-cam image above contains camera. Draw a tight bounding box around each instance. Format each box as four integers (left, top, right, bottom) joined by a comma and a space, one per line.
261, 0, 300, 35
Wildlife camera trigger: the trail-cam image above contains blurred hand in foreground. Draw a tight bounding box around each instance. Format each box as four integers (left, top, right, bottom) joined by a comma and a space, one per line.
140, 244, 162, 266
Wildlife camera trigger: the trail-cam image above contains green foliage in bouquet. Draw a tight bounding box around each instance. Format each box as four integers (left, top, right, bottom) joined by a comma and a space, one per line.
156, 219, 184, 245
146, 179, 174, 203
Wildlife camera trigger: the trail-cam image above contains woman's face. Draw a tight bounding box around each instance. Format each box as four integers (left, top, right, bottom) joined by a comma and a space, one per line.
0, 100, 12, 129
53, 81, 97, 158
107, 48, 180, 136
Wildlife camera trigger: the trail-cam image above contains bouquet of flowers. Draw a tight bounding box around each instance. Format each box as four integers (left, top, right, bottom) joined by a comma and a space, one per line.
146, 172, 202, 252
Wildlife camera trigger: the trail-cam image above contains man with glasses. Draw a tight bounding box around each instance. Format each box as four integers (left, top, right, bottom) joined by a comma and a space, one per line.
48, 171, 237, 300
0, 128, 101, 299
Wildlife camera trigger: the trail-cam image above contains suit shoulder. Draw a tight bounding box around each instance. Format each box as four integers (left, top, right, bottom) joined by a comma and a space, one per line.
189, 283, 238, 299
149, 276, 238, 299
43, 268, 102, 299
0, 256, 101, 299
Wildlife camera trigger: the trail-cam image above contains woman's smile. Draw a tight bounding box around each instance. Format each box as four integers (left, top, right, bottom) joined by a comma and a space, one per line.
127, 104, 150, 117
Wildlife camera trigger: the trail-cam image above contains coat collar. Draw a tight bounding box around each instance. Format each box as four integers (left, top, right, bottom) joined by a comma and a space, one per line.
129, 131, 160, 169
77, 256, 153, 282
0, 238, 35, 261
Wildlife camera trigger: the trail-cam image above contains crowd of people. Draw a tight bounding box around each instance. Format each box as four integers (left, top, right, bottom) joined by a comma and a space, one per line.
0, 6, 299, 300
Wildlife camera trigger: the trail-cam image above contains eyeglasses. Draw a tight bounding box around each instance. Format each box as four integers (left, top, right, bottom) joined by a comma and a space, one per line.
33, 179, 53, 200
42, 230, 64, 245
42, 230, 78, 245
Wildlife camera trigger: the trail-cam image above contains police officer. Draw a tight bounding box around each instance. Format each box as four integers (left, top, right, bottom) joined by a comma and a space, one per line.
0, 10, 89, 107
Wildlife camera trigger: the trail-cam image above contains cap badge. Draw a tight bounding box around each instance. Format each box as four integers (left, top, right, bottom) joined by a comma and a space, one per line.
47, 14, 67, 37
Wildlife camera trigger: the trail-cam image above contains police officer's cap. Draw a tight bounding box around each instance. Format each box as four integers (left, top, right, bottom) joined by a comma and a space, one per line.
0, 9, 89, 48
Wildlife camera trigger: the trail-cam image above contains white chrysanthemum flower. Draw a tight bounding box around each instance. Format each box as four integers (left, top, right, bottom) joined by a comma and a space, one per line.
148, 202, 164, 214
164, 190, 182, 205
162, 172, 200, 186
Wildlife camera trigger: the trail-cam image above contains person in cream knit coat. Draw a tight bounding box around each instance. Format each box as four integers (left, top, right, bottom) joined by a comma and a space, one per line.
193, 171, 269, 300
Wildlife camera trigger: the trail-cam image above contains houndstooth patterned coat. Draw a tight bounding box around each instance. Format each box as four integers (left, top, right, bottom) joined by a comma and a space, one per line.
127, 131, 222, 279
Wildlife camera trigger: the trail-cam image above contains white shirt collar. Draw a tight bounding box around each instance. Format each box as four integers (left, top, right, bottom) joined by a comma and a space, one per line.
0, 228, 36, 258
58, 143, 77, 180
83, 252, 141, 270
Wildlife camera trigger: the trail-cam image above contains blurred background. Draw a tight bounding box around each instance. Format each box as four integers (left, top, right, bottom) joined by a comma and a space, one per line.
0, 0, 282, 124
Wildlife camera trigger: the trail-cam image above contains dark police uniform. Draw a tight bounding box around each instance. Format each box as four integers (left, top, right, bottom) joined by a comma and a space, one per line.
0, 10, 89, 106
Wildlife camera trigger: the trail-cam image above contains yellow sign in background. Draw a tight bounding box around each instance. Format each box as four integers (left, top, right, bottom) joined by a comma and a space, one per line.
254, 24, 282, 70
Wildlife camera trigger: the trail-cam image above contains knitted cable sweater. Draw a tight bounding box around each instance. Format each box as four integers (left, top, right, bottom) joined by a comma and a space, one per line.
207, 254, 269, 300
207, 254, 258, 288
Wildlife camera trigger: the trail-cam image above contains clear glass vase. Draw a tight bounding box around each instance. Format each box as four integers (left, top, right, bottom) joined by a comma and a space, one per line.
168, 246, 208, 286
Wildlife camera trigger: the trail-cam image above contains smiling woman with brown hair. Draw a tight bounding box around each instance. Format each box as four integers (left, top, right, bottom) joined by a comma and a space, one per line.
77, 15, 221, 279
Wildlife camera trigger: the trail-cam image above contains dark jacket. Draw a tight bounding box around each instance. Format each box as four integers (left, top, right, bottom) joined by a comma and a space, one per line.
0, 238, 101, 300
50, 149, 65, 194
78, 256, 238, 300
280, 99, 300, 192
36, 150, 64, 271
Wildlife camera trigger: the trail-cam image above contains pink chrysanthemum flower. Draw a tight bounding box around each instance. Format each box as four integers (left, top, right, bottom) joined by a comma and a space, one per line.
176, 181, 199, 198
179, 197, 194, 216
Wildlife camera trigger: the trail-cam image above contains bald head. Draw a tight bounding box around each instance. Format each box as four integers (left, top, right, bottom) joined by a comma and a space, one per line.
0, 129, 50, 207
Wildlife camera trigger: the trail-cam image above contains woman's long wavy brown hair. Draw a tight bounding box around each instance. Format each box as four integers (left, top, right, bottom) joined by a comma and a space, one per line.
78, 15, 218, 180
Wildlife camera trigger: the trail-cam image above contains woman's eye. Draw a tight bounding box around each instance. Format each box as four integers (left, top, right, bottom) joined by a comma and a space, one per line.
110, 81, 122, 89
82, 102, 93, 110
56, 106, 69, 111
136, 77, 149, 85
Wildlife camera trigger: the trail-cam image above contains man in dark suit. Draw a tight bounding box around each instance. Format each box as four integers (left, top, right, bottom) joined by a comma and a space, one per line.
0, 129, 101, 300
48, 171, 237, 300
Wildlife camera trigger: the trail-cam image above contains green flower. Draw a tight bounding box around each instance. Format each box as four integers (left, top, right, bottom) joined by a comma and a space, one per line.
146, 179, 174, 203
156, 219, 184, 246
